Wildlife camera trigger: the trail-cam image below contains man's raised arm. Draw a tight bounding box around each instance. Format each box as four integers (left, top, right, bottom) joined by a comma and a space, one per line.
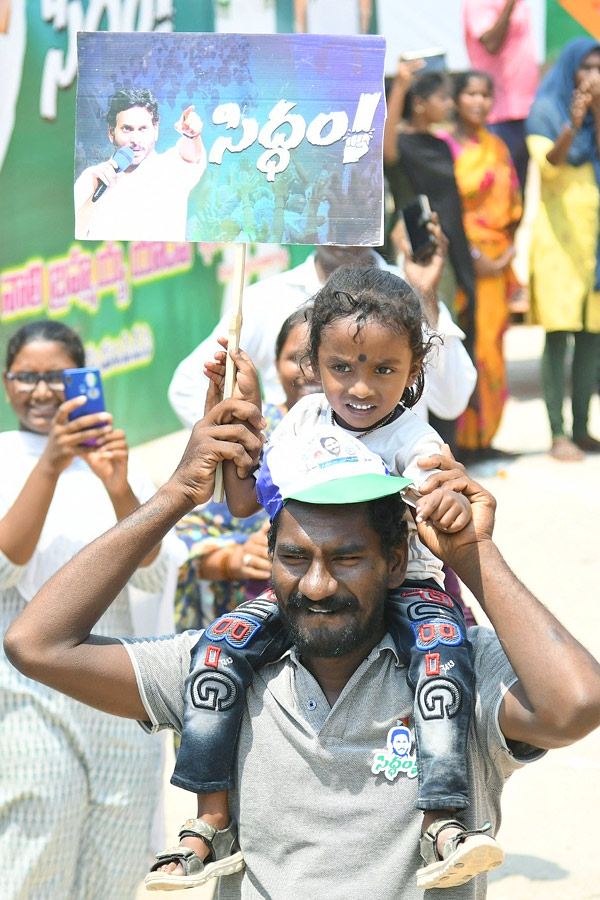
417, 452, 600, 750
3, 400, 264, 721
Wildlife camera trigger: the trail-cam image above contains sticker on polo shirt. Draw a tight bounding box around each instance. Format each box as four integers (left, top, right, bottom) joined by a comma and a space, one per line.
371, 724, 418, 782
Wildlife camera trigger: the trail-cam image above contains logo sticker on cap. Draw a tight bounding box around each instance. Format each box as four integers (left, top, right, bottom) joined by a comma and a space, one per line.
256, 425, 412, 520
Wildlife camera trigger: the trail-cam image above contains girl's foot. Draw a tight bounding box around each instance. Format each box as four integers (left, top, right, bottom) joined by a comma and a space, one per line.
153, 832, 209, 878
145, 818, 244, 891
417, 818, 504, 889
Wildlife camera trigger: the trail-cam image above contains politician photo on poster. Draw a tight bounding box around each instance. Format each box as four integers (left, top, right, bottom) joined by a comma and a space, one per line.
74, 31, 386, 245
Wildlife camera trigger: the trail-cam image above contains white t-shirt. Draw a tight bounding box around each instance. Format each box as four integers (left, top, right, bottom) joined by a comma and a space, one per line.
74, 145, 206, 242
266, 394, 445, 586
168, 253, 476, 427
0, 431, 186, 627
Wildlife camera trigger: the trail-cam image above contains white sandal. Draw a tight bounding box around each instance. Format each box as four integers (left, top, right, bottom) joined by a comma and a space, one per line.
417, 818, 504, 889
145, 818, 245, 892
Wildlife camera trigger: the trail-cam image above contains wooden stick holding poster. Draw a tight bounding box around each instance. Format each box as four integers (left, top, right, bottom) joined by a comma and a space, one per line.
213, 242, 246, 501
74, 31, 386, 498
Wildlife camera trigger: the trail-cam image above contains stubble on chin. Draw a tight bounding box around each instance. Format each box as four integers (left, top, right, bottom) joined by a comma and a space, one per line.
278, 594, 386, 659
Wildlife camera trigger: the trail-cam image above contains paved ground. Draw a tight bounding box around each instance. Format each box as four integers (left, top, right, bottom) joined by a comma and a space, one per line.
461, 327, 600, 900
133, 324, 600, 900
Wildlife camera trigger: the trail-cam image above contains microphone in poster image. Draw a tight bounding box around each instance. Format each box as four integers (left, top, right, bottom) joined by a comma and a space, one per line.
92, 146, 134, 202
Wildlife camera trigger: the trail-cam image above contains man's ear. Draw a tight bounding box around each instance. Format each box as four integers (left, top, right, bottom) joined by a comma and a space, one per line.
108, 125, 114, 145
387, 542, 408, 590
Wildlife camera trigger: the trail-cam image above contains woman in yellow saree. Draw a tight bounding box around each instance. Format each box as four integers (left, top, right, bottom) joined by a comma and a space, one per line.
439, 71, 523, 460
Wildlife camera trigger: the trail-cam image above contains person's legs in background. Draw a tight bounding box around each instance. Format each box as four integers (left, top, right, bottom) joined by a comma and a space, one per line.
488, 120, 530, 321
543, 330, 584, 460
571, 329, 600, 451
487, 119, 529, 196
542, 330, 567, 439
456, 272, 509, 458
428, 413, 456, 457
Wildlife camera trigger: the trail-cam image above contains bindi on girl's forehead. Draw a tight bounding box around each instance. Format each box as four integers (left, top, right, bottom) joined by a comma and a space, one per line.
358, 354, 367, 362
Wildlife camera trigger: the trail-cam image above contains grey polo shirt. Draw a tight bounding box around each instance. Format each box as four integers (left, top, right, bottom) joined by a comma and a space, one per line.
123, 626, 543, 900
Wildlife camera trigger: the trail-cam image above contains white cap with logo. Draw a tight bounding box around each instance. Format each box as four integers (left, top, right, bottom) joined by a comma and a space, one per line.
256, 426, 412, 521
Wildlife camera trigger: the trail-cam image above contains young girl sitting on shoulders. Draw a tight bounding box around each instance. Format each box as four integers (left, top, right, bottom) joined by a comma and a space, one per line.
146, 266, 503, 894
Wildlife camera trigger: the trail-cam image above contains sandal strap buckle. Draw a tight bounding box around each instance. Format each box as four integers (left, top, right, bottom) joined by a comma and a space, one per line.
419, 818, 492, 865
178, 817, 218, 860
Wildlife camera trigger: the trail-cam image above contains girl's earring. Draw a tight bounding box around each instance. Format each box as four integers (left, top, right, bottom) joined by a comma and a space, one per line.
400, 386, 413, 407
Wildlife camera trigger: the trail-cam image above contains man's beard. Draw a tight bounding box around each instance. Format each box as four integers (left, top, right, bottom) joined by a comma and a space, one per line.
278, 588, 386, 658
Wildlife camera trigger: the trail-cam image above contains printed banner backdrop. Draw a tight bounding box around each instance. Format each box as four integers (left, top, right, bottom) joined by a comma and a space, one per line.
0, 3, 310, 445
75, 32, 386, 245
547, 0, 592, 58
555, 0, 599, 39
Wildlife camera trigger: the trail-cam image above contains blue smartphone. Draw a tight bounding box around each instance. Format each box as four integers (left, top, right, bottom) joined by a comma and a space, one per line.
62, 366, 106, 446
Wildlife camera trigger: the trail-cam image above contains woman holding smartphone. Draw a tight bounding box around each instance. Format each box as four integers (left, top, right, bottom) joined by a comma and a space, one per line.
0, 320, 182, 899
526, 38, 600, 461
383, 63, 476, 357
383, 61, 477, 454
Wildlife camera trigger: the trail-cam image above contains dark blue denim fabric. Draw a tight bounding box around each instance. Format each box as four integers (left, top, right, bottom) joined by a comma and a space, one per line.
172, 594, 287, 792
386, 579, 473, 810
173, 582, 473, 811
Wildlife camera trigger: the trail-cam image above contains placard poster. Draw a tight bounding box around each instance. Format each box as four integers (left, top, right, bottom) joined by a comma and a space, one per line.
74, 31, 386, 246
